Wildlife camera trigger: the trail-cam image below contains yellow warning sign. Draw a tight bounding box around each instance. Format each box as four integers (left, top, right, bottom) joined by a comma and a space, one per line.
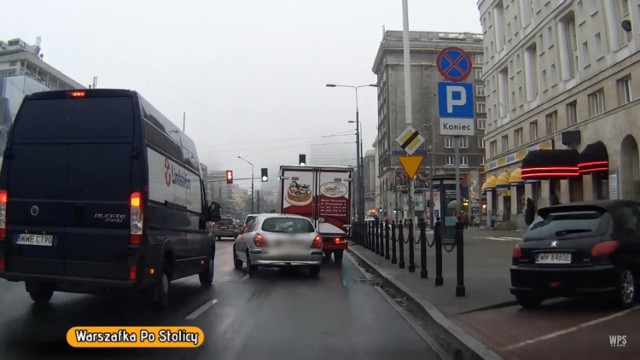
398, 155, 424, 180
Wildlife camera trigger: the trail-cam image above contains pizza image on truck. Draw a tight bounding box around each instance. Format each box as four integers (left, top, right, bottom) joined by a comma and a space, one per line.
278, 165, 352, 263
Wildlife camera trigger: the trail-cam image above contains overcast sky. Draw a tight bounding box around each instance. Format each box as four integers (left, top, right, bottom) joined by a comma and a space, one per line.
3, 0, 482, 190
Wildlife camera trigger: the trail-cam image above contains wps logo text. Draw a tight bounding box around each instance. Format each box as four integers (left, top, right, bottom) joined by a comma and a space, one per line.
609, 335, 627, 347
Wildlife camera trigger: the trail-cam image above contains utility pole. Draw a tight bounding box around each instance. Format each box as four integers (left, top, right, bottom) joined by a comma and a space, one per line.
454, 136, 462, 217
257, 190, 260, 213
429, 121, 435, 228
402, 0, 414, 222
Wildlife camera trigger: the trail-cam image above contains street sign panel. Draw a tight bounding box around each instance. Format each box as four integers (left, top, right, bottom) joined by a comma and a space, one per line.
436, 47, 472, 82
395, 125, 426, 155
398, 155, 424, 180
438, 82, 475, 136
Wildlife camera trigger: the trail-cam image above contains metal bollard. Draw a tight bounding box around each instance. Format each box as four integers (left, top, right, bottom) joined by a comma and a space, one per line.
435, 218, 443, 286
385, 220, 390, 260
398, 220, 405, 269
419, 218, 428, 278
455, 220, 465, 297
408, 219, 415, 272
365, 221, 369, 249
379, 221, 385, 257
374, 219, 379, 253
391, 221, 397, 264
367, 221, 372, 250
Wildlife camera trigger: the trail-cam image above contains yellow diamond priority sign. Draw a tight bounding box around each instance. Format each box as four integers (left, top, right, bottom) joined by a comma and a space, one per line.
398, 155, 424, 180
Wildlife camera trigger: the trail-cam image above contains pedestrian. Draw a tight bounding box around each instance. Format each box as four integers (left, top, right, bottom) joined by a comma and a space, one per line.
551, 195, 561, 205
524, 197, 536, 227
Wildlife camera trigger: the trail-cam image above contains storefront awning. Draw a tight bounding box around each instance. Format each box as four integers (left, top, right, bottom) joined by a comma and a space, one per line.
578, 141, 609, 174
521, 149, 580, 179
509, 168, 523, 185
496, 171, 510, 190
481, 175, 497, 191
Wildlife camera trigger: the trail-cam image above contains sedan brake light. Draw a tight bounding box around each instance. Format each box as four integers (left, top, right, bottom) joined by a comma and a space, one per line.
512, 243, 522, 259
591, 240, 619, 258
311, 235, 323, 248
254, 233, 267, 247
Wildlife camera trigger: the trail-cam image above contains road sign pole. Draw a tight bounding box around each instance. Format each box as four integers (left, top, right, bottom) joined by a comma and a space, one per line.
402, 0, 412, 126
454, 136, 461, 216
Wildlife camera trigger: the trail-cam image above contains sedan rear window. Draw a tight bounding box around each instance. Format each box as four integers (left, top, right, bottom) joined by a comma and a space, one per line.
217, 219, 234, 225
261, 218, 314, 233
524, 211, 606, 240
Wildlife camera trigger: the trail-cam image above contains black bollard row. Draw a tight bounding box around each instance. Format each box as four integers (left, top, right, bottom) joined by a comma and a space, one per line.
434, 218, 443, 286
408, 219, 415, 272
398, 220, 405, 269
374, 220, 379, 254
384, 220, 390, 260
391, 221, 397, 264
379, 221, 385, 257
419, 218, 428, 279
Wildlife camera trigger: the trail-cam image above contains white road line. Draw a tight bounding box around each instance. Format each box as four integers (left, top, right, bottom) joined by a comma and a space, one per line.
503, 306, 640, 350
473, 236, 520, 241
185, 299, 218, 320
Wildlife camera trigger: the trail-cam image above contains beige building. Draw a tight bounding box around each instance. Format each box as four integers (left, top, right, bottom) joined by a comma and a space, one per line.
478, 0, 640, 228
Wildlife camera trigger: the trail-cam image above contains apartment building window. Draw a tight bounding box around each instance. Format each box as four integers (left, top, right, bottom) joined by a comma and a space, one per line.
475, 69, 483, 80
444, 137, 454, 148
501, 135, 509, 152
590, 0, 599, 14
588, 88, 605, 117
525, 43, 539, 100
519, 0, 532, 27
475, 54, 484, 64
490, 140, 498, 157
477, 102, 486, 113
445, 156, 455, 166
542, 69, 548, 90
530, 120, 538, 141
547, 26, 554, 49
617, 75, 632, 105
476, 85, 485, 96
498, 67, 509, 117
458, 137, 469, 148
460, 156, 469, 167
582, 41, 590, 68
559, 12, 578, 80
566, 100, 578, 125
577, 0, 585, 22
514, 128, 524, 147
477, 118, 486, 130
478, 137, 485, 148
595, 32, 603, 59
545, 111, 558, 134
511, 91, 517, 111
539, 33, 544, 50
550, 63, 558, 85
480, 156, 485, 165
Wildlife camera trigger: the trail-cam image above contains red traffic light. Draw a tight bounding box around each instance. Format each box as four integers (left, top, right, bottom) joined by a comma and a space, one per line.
226, 170, 233, 184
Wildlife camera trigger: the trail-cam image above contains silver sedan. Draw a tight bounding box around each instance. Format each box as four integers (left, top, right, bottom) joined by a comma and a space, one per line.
232, 214, 323, 277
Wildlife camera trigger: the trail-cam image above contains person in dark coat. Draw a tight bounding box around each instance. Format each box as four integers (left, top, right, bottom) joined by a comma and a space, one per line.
524, 197, 536, 227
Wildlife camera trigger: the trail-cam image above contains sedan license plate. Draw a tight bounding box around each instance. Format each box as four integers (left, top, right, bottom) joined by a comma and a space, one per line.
219, 226, 228, 230
536, 252, 571, 264
16, 234, 54, 247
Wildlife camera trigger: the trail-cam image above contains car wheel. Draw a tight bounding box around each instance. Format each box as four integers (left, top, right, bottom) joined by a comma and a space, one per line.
246, 250, 258, 277
27, 282, 54, 304
308, 266, 321, 277
199, 249, 215, 286
615, 268, 637, 309
334, 250, 343, 264
154, 261, 171, 311
515, 293, 543, 309
233, 245, 243, 270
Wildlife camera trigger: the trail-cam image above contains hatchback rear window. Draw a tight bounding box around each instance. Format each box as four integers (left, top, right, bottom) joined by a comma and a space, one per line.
13, 97, 134, 139
524, 211, 606, 240
261, 218, 314, 233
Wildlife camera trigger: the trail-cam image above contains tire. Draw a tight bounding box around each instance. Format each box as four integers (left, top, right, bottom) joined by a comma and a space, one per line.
308, 266, 320, 277
27, 283, 53, 304
614, 268, 637, 309
246, 250, 258, 277
199, 249, 215, 286
515, 293, 543, 309
233, 245, 243, 270
334, 250, 343, 264
154, 261, 171, 311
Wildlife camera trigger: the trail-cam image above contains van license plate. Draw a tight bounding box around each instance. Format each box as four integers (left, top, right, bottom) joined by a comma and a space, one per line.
16, 234, 54, 247
536, 253, 571, 264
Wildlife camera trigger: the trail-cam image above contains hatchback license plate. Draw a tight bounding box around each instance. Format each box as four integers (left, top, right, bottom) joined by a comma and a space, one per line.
536, 252, 571, 264
16, 234, 54, 247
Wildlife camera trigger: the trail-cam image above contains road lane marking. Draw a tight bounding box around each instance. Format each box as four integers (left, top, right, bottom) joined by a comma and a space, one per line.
185, 299, 218, 320
503, 306, 640, 350
473, 236, 520, 241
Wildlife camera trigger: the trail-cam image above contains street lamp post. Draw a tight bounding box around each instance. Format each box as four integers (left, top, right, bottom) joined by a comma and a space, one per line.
326, 83, 377, 223
237, 156, 255, 214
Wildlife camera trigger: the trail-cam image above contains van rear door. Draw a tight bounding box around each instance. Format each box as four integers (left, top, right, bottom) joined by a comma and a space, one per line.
4, 94, 135, 279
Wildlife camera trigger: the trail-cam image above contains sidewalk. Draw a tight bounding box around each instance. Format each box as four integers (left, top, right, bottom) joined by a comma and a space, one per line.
348, 228, 518, 359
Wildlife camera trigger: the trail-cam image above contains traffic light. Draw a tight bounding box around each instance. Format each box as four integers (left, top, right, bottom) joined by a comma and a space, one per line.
299, 154, 306, 166
261, 168, 268, 182
226, 170, 233, 184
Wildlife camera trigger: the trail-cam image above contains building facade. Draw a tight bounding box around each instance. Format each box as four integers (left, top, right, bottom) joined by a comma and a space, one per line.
372, 31, 486, 223
363, 149, 376, 215
479, 0, 640, 228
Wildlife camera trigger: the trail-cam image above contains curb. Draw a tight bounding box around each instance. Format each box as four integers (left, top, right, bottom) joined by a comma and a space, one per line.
348, 243, 504, 360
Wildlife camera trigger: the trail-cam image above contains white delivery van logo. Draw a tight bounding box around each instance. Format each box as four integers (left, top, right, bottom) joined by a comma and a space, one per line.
163, 158, 192, 190
164, 159, 172, 186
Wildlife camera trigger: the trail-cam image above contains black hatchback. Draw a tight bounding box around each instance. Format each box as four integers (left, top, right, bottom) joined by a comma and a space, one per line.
510, 200, 640, 309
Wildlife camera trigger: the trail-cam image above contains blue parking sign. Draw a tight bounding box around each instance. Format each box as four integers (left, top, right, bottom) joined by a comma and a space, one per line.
438, 82, 474, 118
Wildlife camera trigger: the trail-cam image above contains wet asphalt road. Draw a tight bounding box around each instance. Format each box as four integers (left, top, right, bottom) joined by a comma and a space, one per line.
0, 241, 439, 360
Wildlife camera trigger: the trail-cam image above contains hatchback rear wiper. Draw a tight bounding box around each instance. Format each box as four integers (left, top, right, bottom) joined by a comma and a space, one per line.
555, 229, 591, 236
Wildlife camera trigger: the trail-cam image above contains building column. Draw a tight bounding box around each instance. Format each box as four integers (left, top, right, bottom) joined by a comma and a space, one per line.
540, 180, 551, 208
603, 0, 621, 51
511, 185, 519, 220
582, 174, 594, 201
486, 190, 494, 226
497, 191, 505, 219
560, 179, 571, 204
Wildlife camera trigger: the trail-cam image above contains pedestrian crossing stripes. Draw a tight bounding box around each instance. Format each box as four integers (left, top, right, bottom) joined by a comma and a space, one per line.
473, 236, 521, 242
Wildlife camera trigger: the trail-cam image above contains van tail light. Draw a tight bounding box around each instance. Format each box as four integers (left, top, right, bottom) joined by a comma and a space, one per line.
69, 91, 86, 98
311, 235, 323, 249
254, 233, 267, 247
0, 189, 6, 239
129, 264, 137, 281
591, 240, 620, 258
130, 192, 143, 245
512, 243, 522, 259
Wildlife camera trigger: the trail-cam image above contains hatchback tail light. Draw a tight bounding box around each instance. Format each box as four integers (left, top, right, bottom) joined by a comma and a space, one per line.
254, 233, 267, 247
591, 240, 619, 258
0, 189, 6, 239
334, 237, 342, 245
512, 243, 522, 259
311, 235, 323, 248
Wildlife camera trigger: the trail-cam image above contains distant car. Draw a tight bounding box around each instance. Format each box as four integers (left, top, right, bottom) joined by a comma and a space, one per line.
211, 218, 240, 240
510, 200, 640, 309
232, 213, 323, 277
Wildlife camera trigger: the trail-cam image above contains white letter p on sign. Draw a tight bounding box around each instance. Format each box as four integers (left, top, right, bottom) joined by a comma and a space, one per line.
446, 86, 466, 113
